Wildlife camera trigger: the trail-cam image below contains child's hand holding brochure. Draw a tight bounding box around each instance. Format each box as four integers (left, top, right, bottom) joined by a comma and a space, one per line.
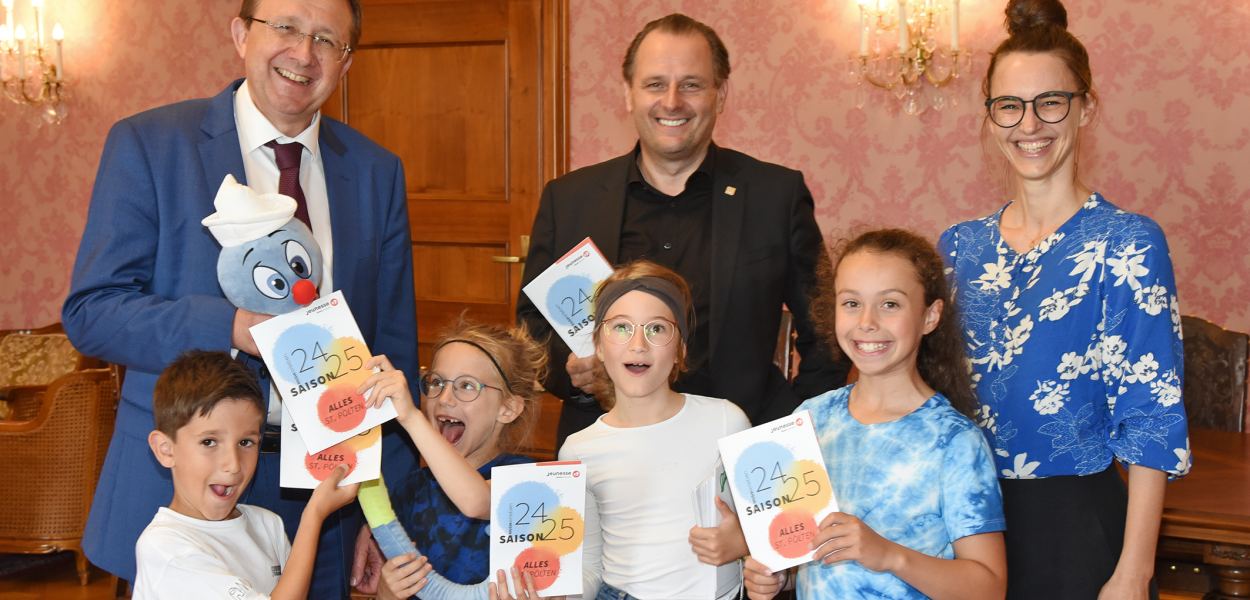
718, 410, 838, 572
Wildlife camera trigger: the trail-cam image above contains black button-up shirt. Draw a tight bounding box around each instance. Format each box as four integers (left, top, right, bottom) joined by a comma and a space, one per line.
617, 145, 716, 392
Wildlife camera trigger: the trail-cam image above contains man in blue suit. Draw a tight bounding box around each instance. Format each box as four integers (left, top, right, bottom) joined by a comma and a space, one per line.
62, 0, 417, 596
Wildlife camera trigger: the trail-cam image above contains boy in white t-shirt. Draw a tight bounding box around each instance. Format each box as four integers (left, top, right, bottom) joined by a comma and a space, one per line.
133, 351, 362, 599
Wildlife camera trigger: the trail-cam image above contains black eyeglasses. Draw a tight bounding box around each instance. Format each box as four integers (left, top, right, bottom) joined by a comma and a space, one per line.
419, 373, 504, 403
247, 17, 353, 63
985, 90, 1084, 128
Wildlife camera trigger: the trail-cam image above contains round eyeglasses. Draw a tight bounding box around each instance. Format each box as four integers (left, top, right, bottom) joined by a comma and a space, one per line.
600, 316, 677, 347
419, 373, 503, 403
247, 17, 353, 63
985, 90, 1084, 128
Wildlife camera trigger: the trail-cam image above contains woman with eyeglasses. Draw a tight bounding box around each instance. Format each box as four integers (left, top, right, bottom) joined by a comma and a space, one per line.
937, 1, 1189, 599
354, 318, 552, 598
559, 260, 750, 600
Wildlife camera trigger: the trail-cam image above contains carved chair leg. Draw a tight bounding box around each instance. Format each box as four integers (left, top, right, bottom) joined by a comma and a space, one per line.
74, 550, 90, 586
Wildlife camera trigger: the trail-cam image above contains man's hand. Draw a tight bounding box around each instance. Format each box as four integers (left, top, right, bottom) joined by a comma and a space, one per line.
350, 524, 384, 593
232, 308, 270, 356
566, 353, 607, 397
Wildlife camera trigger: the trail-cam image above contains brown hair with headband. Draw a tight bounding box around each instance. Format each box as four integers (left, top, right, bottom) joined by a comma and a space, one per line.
432, 317, 548, 454
591, 260, 694, 410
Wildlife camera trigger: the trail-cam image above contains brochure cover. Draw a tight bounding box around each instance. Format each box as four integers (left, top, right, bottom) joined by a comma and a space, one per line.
718, 410, 838, 572
489, 461, 586, 597
250, 290, 397, 452
521, 237, 613, 357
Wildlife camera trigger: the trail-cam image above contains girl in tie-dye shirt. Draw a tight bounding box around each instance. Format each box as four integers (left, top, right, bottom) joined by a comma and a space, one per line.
743, 229, 1007, 600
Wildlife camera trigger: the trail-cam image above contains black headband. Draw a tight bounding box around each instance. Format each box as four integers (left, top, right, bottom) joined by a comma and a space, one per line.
594, 277, 689, 342
432, 338, 512, 390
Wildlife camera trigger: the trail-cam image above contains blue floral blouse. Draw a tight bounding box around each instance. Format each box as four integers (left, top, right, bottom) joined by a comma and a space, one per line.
939, 193, 1190, 479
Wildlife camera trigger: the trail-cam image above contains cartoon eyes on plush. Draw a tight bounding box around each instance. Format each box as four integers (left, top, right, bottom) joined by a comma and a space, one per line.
202, 174, 325, 317
246, 234, 319, 306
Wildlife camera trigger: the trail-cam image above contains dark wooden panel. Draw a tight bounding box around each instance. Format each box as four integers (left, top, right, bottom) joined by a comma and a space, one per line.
348, 43, 507, 198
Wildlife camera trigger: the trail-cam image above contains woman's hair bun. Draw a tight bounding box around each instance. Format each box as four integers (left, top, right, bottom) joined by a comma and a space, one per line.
1005, 0, 1068, 36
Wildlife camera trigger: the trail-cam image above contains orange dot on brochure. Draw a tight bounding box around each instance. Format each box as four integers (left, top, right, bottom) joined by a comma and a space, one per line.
769, 510, 817, 559
304, 443, 358, 481
317, 384, 368, 432
512, 546, 560, 591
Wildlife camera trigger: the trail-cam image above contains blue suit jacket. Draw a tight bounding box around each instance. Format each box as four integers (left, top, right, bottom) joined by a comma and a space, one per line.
63, 79, 419, 587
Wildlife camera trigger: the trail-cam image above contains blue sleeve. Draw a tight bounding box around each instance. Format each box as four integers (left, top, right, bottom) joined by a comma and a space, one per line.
1099, 222, 1190, 476
62, 118, 236, 373
941, 424, 1006, 540
375, 159, 421, 487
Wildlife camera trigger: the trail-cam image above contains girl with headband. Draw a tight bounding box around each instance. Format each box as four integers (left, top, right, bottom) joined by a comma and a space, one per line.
356, 318, 551, 599
558, 260, 751, 599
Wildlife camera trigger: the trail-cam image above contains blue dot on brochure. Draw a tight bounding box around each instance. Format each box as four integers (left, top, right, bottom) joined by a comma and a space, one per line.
273, 323, 334, 383
546, 274, 593, 327
734, 441, 795, 506
497, 481, 560, 536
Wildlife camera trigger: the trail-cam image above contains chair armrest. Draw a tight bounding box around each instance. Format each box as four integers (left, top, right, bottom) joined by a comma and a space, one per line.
0, 385, 52, 432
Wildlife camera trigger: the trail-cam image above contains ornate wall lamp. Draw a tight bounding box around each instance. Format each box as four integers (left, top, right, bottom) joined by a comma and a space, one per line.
1, 0, 67, 124
849, 0, 970, 115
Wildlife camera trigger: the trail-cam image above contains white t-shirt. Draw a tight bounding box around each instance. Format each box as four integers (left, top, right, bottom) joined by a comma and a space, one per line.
559, 394, 750, 599
133, 504, 291, 600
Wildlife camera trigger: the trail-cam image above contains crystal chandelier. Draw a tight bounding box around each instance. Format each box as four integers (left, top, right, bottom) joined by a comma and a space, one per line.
848, 0, 971, 116
1, 0, 67, 124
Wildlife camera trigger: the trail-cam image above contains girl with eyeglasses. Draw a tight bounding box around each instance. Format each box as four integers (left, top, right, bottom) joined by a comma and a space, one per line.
559, 260, 750, 600
355, 318, 552, 599
938, 1, 1189, 598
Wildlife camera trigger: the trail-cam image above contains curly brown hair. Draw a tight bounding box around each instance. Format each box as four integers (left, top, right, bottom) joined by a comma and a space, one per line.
433, 318, 549, 454
811, 229, 976, 416
590, 260, 694, 410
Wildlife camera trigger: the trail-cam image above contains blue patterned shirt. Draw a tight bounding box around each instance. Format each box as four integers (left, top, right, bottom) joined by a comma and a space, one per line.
939, 193, 1191, 479
795, 387, 1005, 599
393, 453, 532, 584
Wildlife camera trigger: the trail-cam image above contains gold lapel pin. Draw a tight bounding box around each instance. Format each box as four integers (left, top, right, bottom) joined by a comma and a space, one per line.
724, 186, 737, 196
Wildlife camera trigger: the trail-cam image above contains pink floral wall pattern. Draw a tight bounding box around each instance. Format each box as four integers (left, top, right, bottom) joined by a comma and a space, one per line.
569, 0, 1250, 333
2, 1, 1249, 338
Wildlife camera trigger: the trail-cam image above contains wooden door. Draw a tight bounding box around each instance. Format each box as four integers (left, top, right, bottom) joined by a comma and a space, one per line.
324, 0, 568, 457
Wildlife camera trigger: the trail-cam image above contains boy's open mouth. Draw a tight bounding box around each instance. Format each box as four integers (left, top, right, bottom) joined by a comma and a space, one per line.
209, 484, 235, 498
624, 362, 651, 374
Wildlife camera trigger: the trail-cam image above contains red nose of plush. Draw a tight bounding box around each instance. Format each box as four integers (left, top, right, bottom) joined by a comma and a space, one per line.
293, 279, 318, 306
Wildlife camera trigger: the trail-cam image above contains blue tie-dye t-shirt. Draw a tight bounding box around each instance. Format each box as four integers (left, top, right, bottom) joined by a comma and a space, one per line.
392, 453, 532, 584
795, 386, 1005, 599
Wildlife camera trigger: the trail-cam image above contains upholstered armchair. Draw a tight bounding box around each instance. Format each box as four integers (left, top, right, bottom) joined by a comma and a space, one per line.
0, 324, 119, 585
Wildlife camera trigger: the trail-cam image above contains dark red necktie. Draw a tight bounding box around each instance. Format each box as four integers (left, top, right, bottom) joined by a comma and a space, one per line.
265, 140, 310, 227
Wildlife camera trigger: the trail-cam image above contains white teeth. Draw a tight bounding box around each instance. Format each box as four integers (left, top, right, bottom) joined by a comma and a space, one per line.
275, 67, 310, 84
658, 118, 688, 126
1016, 139, 1052, 153
856, 342, 888, 352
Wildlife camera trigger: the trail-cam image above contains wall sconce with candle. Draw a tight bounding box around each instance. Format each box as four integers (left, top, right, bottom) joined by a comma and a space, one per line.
1, 0, 67, 124
849, 0, 970, 115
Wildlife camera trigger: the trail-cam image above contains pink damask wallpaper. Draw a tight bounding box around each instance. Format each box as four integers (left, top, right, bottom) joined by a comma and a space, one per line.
2, 0, 1249, 337
569, 0, 1250, 333
0, 0, 241, 329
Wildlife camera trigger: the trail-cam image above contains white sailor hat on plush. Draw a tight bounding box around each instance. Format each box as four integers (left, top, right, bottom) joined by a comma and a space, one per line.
201, 174, 297, 247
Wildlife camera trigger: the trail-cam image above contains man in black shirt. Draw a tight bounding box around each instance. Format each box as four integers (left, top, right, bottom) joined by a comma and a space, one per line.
518, 13, 848, 447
